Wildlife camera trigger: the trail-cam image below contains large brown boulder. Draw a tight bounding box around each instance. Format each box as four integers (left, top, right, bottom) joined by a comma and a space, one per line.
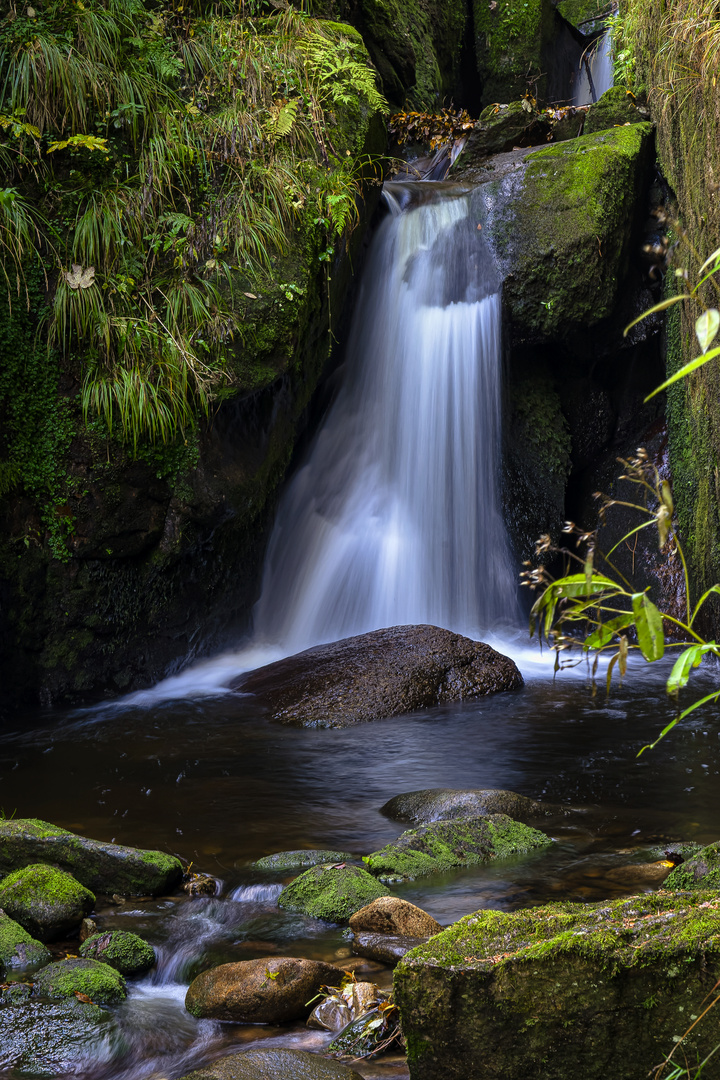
349, 897, 442, 938
231, 625, 523, 728
184, 957, 341, 1023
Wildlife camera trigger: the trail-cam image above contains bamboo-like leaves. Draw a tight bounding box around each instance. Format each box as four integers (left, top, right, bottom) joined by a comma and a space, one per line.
695, 308, 720, 353
645, 344, 720, 400
631, 592, 665, 661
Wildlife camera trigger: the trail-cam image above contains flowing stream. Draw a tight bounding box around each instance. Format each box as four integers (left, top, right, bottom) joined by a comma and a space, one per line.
573, 30, 615, 106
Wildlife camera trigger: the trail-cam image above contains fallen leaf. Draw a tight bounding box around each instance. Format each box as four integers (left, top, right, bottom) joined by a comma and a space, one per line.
65, 264, 95, 289
243, 292, 258, 299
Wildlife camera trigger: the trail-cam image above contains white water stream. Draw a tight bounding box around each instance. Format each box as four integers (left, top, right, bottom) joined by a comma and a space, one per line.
132, 184, 522, 702
573, 30, 615, 106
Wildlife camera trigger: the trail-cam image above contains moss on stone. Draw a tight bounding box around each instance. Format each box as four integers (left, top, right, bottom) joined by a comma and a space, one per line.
277, 864, 391, 922
664, 842, 720, 891
0, 864, 95, 942
473, 0, 556, 106
585, 86, 646, 134
363, 814, 553, 880
0, 911, 51, 971
80, 930, 155, 975
34, 957, 127, 1006
557, 0, 607, 31
254, 850, 354, 870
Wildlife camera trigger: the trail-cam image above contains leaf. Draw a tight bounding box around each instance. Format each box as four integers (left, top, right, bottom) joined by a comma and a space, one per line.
667, 643, 717, 695
698, 247, 720, 277
695, 309, 720, 354
65, 264, 96, 289
243, 292, 258, 299
631, 592, 665, 661
583, 612, 635, 650
645, 344, 720, 400
690, 584, 720, 626
623, 295, 687, 337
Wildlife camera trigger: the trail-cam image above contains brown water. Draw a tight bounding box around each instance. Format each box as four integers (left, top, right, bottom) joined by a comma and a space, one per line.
1, 651, 720, 1079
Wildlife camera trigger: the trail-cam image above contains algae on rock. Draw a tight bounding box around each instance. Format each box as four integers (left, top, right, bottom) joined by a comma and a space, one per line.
80, 930, 155, 975
34, 958, 127, 1006
278, 864, 391, 922
0, 864, 95, 942
0, 910, 51, 973
664, 842, 720, 891
473, 0, 557, 106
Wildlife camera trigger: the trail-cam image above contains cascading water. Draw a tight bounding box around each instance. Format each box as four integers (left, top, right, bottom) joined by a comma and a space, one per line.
252, 183, 518, 653
573, 30, 614, 106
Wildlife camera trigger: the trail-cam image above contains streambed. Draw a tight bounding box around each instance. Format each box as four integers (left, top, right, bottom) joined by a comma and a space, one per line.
1, 649, 719, 1079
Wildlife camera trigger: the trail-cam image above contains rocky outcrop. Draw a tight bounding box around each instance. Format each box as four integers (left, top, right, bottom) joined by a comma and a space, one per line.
185, 957, 341, 1023
0, 864, 94, 942
178, 1049, 363, 1080
0, 818, 183, 896
254, 850, 354, 871
474, 0, 557, 106
349, 896, 443, 937
232, 625, 523, 728
395, 891, 720, 1080
364, 814, 553, 880
278, 864, 390, 923
79, 930, 155, 975
34, 958, 127, 1006
380, 788, 558, 825
352, 932, 429, 965
665, 842, 720, 890
585, 85, 650, 134
0, 999, 114, 1076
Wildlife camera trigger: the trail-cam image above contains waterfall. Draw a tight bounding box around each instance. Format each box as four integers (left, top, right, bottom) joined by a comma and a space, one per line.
573, 30, 614, 106
252, 183, 518, 652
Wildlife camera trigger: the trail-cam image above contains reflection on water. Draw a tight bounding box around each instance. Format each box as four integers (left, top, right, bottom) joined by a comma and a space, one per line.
1, 660, 720, 1079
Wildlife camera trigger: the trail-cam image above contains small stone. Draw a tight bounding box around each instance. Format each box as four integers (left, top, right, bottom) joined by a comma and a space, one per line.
80, 930, 155, 974
254, 850, 354, 871
175, 1047, 363, 1080
352, 932, 427, 965
182, 874, 218, 896
34, 957, 127, 1006
185, 957, 342, 1023
349, 896, 442, 937
0, 865, 95, 942
79, 918, 97, 943
380, 787, 557, 826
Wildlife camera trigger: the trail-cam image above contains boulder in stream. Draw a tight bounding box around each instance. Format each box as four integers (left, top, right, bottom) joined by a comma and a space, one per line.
177, 1048, 362, 1080
664, 841, 720, 890
254, 850, 354, 871
0, 864, 94, 942
453, 101, 551, 164
394, 891, 720, 1080
278, 864, 391, 922
0, 818, 183, 896
0, 998, 115, 1076
585, 85, 649, 134
352, 931, 429, 965
349, 896, 443, 937
380, 787, 558, 825
232, 625, 523, 727
0, 909, 51, 972
34, 957, 127, 1006
79, 929, 155, 974
364, 814, 553, 880
185, 956, 341, 1023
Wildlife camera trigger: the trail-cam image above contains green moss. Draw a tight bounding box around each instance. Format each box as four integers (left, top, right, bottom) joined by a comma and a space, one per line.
557, 0, 607, 30
665, 843, 720, 891
584, 86, 645, 135
0, 864, 94, 908
0, 911, 51, 970
473, 0, 555, 106
80, 930, 155, 975
363, 814, 553, 880
277, 864, 391, 922
34, 958, 127, 1006
254, 849, 354, 870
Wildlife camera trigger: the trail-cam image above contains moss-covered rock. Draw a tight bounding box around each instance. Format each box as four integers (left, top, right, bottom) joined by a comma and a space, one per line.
278, 865, 391, 923
395, 891, 720, 1080
380, 787, 557, 825
79, 930, 155, 975
0, 910, 51, 973
176, 1048, 364, 1080
484, 122, 655, 342
0, 818, 182, 896
254, 850, 354, 871
364, 814, 553, 881
664, 842, 720, 891
0, 998, 114, 1076
34, 957, 127, 1006
474, 0, 557, 106
585, 85, 648, 134
0, 864, 94, 942
451, 101, 551, 169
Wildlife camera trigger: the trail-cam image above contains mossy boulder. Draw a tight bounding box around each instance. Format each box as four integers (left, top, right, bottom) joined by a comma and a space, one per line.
0, 864, 94, 942
474, 0, 557, 106
0, 818, 182, 896
0, 998, 114, 1076
177, 1048, 363, 1080
185, 957, 341, 1023
363, 814, 553, 881
380, 788, 556, 826
254, 850, 354, 871
278, 865, 391, 923
0, 909, 51, 972
34, 957, 127, 1006
451, 102, 551, 170
395, 891, 720, 1080
585, 85, 648, 134
79, 930, 155, 975
664, 842, 720, 890
484, 122, 655, 342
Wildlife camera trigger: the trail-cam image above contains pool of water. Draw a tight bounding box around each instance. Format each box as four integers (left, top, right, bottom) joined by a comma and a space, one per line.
1, 643, 719, 1079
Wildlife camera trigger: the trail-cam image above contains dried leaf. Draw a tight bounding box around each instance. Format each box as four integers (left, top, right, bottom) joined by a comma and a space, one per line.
65, 264, 95, 290
695, 308, 720, 354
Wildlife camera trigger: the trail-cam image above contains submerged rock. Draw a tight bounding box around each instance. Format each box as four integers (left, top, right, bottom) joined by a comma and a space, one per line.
0, 998, 115, 1077
380, 787, 556, 826
0, 909, 51, 972
364, 814, 553, 880
278, 864, 391, 923
185, 956, 340, 1023
0, 818, 183, 896
232, 625, 523, 728
395, 891, 720, 1080
349, 896, 442, 937
352, 932, 428, 965
79, 930, 155, 975
664, 841, 720, 890
0, 864, 94, 942
177, 1048, 363, 1080
34, 957, 127, 1006
254, 850, 354, 871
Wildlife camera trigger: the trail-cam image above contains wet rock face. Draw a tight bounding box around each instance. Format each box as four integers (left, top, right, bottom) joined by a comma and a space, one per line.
349, 897, 443, 938
394, 891, 720, 1080
232, 625, 523, 728
0, 864, 94, 942
184, 957, 341, 1023
0, 818, 183, 896
665, 841, 720, 890
453, 101, 552, 166
278, 864, 391, 923
254, 850, 354, 871
34, 957, 127, 1006
177, 1047, 363, 1080
380, 787, 556, 825
0, 999, 114, 1076
352, 932, 429, 965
